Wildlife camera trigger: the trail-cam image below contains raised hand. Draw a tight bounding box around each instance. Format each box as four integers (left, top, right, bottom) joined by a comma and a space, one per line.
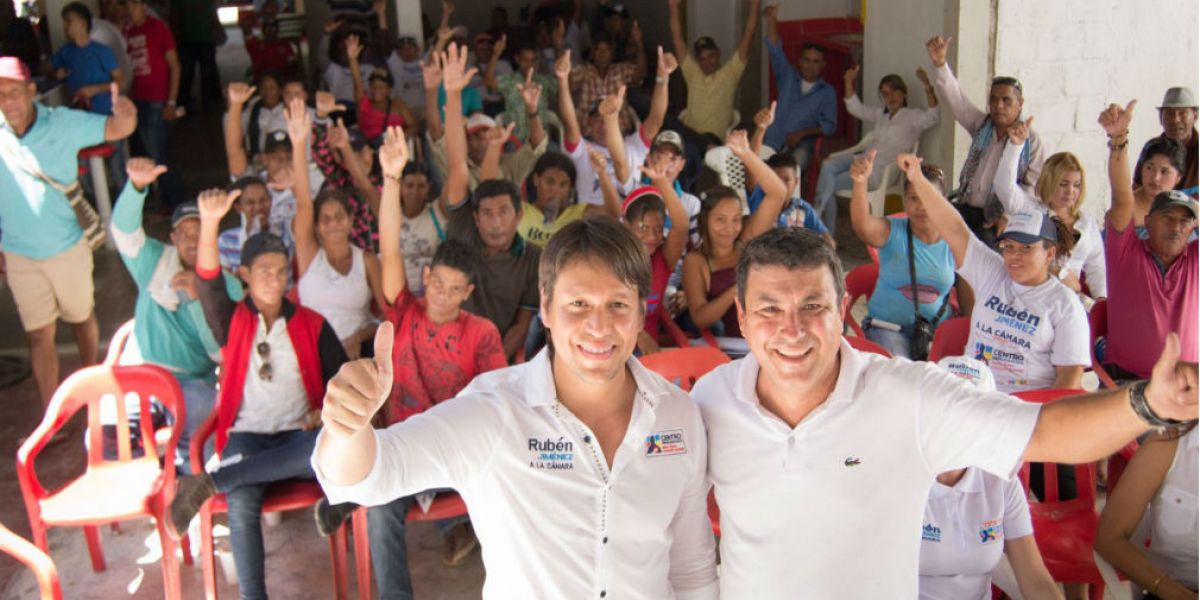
328, 117, 351, 150
926, 35, 951, 67
657, 46, 679, 78
378, 125, 410, 179
849, 149, 876, 184
517, 69, 542, 112
598, 85, 626, 120
1007, 115, 1034, 145
110, 82, 137, 129
487, 122, 516, 147
725, 129, 751, 156
843, 64, 860, 84
630, 20, 643, 45
197, 187, 242, 223
586, 145, 608, 174
227, 82, 257, 107
896, 152, 924, 182
1098, 99, 1136, 138
441, 42, 478, 93
345, 33, 363, 63
441, 0, 455, 17
754, 100, 776, 130
315, 90, 346, 118
323, 18, 344, 34
494, 33, 507, 57
321, 321, 396, 440
1144, 333, 1199, 423
422, 54, 443, 91
436, 26, 454, 43
640, 157, 670, 183
126, 157, 168, 191
554, 49, 572, 81
285, 96, 311, 145
915, 66, 931, 88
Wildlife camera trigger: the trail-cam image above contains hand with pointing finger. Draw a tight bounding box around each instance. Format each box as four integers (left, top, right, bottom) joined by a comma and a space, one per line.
925, 35, 952, 68
321, 321, 396, 439
849, 149, 876, 184
1007, 116, 1034, 145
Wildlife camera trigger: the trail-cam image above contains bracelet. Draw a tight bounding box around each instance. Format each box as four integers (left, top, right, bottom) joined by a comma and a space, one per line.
1105, 129, 1128, 139
1128, 380, 1184, 430
384, 174, 402, 183
1151, 574, 1165, 595
527, 111, 539, 118
655, 76, 667, 84
1108, 138, 1129, 151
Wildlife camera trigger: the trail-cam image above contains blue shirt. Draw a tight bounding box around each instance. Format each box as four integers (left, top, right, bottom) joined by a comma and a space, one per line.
436, 84, 483, 120
867, 217, 956, 331
762, 39, 837, 151
51, 41, 118, 115
0, 103, 107, 259
746, 186, 829, 234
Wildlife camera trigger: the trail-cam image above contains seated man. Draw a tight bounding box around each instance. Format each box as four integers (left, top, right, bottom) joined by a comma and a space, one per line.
1099, 101, 1198, 380
761, 6, 837, 170
110, 158, 242, 472
747, 152, 834, 247
668, 0, 758, 143
567, 32, 645, 122
485, 40, 558, 144
165, 186, 349, 600
1134, 86, 1199, 194
216, 175, 291, 272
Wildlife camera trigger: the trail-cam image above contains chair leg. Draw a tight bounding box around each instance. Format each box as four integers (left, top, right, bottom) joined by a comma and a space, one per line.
200, 508, 218, 600
155, 517, 183, 600
328, 525, 349, 600
83, 525, 106, 572
352, 509, 372, 600
181, 533, 194, 566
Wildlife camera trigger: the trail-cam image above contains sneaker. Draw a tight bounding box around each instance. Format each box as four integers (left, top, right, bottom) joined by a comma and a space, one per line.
313, 497, 357, 537
441, 522, 478, 566
166, 473, 216, 540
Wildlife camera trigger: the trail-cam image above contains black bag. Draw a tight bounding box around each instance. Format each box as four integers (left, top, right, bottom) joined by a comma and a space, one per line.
906, 223, 950, 361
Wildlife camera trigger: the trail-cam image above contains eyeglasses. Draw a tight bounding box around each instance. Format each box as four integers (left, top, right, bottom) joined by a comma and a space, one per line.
257, 341, 273, 382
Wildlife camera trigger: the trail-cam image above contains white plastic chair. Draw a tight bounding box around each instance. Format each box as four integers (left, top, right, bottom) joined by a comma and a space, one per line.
829, 133, 917, 216
703, 145, 749, 211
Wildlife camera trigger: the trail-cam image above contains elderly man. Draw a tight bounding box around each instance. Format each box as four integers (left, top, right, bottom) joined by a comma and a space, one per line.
693, 226, 1197, 598
1101, 100, 1198, 380
926, 35, 1045, 242
0, 56, 136, 414
1135, 86, 1199, 194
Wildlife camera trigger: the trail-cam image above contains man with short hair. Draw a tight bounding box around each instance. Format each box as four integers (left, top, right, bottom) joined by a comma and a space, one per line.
568, 31, 645, 119
925, 35, 1045, 241
124, 0, 186, 208
485, 39, 558, 144
1135, 86, 1199, 194
1099, 100, 1198, 380
53, 2, 122, 115
694, 226, 1197, 597
762, 5, 836, 171
0, 56, 136, 411
749, 152, 834, 247
313, 217, 719, 598
668, 0, 759, 141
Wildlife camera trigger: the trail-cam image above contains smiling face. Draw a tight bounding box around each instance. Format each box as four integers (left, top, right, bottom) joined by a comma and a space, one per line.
171, 219, 201, 268
703, 196, 744, 252
238, 183, 272, 229
541, 257, 642, 386
626, 207, 665, 255
738, 263, 846, 405
0, 77, 37, 134
368, 77, 391, 103
997, 238, 1055, 285
879, 83, 906, 114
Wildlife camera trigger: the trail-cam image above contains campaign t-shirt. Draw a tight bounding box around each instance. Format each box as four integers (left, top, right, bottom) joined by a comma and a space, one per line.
398, 202, 448, 296
867, 217, 956, 331
959, 236, 1090, 392
51, 41, 118, 114
517, 199, 588, 248
124, 16, 175, 102
565, 127, 650, 206
747, 187, 830, 234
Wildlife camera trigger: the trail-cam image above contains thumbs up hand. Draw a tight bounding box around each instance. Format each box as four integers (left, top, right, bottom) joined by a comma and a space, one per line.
321, 321, 396, 439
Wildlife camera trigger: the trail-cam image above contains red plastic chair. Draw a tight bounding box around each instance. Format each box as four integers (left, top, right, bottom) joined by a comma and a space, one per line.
17, 364, 189, 600
843, 263, 878, 338
640, 346, 732, 392
190, 412, 350, 600
348, 493, 469, 600
1014, 389, 1106, 600
844, 335, 891, 357
1088, 300, 1118, 389
928, 316, 971, 362
0, 520, 62, 600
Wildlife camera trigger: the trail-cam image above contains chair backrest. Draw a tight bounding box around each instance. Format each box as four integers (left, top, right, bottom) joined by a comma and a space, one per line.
843, 263, 878, 338
103, 319, 136, 367
844, 335, 891, 357
640, 346, 731, 392
0, 521, 61, 600
703, 145, 749, 205
17, 364, 185, 501
1088, 300, 1117, 389
928, 316, 971, 362
1014, 389, 1096, 509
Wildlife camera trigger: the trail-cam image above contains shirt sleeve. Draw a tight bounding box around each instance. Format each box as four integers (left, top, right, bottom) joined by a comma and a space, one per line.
97, 43, 118, 72
802, 200, 829, 234
1081, 228, 1107, 298
1049, 296, 1090, 368
196, 265, 236, 347
666, 404, 719, 600
1021, 132, 1046, 189
1001, 475, 1034, 540
957, 235, 1006, 292
843, 93, 875, 124
817, 86, 838, 136
932, 63, 986, 133
765, 38, 797, 86
994, 143, 1040, 215
473, 321, 508, 374
1103, 218, 1140, 264
58, 106, 109, 153
109, 181, 161, 286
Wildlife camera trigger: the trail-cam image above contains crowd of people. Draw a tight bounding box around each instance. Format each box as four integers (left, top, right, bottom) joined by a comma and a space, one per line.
1, 0, 1197, 598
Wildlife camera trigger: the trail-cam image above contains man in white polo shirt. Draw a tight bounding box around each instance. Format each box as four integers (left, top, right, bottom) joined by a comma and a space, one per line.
312, 217, 717, 598
693, 227, 1197, 598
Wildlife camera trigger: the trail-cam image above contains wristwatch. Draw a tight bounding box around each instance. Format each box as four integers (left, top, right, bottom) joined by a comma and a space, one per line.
1128, 380, 1184, 430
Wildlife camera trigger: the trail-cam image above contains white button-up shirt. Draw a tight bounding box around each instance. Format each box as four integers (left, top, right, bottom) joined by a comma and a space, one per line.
314, 349, 717, 599
692, 340, 1041, 599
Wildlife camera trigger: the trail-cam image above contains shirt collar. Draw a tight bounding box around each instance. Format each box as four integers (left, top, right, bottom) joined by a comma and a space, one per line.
521, 347, 671, 411
930, 467, 986, 497
243, 293, 297, 320
735, 338, 867, 409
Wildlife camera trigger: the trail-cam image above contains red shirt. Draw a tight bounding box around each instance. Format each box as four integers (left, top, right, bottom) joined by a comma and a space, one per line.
644, 249, 670, 336
385, 289, 507, 424
245, 37, 296, 81
124, 16, 175, 102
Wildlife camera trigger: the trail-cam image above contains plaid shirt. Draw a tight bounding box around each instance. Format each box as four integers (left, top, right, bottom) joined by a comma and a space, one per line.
569, 62, 640, 117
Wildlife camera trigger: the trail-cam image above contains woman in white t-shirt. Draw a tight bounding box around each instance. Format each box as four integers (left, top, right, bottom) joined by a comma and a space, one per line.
284, 98, 386, 358
901, 152, 1091, 393
396, 161, 452, 296
1096, 424, 1198, 599
995, 118, 1105, 308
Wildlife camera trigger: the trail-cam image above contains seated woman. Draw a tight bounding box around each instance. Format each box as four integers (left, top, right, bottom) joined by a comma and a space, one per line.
286, 97, 386, 359
849, 149, 956, 359
998, 119, 1106, 305
682, 131, 787, 339
813, 66, 940, 231
1096, 422, 1197, 599
346, 33, 417, 142
920, 355, 1061, 600
1122, 137, 1187, 233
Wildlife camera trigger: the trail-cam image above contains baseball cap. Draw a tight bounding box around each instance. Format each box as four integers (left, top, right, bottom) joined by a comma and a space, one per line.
935, 355, 996, 392
602, 3, 629, 17
368, 66, 394, 87
651, 130, 685, 154
997, 210, 1057, 245
693, 36, 719, 55
263, 130, 291, 154
0, 56, 32, 82
1158, 86, 1198, 110
465, 112, 497, 134
621, 185, 664, 216
240, 232, 289, 269
1149, 190, 1198, 218
171, 202, 200, 228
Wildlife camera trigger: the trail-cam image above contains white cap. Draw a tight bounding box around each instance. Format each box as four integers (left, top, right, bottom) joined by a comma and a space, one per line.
935, 355, 996, 392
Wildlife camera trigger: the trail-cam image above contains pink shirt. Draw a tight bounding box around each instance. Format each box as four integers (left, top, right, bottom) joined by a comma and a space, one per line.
357, 96, 407, 141
1104, 222, 1198, 378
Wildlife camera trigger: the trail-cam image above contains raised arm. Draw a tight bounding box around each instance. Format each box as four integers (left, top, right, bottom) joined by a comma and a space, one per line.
842, 63, 858, 100
734, 131, 787, 242
378, 126, 411, 305
517, 69, 545, 147
286, 97, 319, 279
925, 35, 986, 132
849, 150, 891, 247
588, 145, 623, 219
915, 67, 938, 109
484, 33, 506, 92
330, 118, 382, 215
197, 187, 241, 275
667, 0, 687, 59
750, 101, 775, 157
555, 50, 581, 148
763, 4, 780, 45
599, 85, 631, 184
479, 122, 515, 182
223, 82, 257, 177
736, 0, 762, 62
104, 82, 137, 141
422, 55, 445, 142
642, 47, 677, 142
629, 21, 647, 82
994, 116, 1041, 215
646, 160, 689, 266
1100, 100, 1137, 232
441, 42, 473, 208
346, 34, 366, 103
898, 152, 970, 267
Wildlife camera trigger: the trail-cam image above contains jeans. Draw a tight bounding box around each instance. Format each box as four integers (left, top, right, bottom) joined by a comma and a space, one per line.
813, 152, 857, 233
368, 492, 467, 600
178, 41, 220, 111
132, 100, 186, 208
863, 320, 912, 359
214, 429, 321, 600
174, 377, 216, 476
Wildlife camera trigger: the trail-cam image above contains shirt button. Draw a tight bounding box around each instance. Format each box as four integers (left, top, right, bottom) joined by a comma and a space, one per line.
787, 436, 795, 446
603, 536, 608, 544
600, 592, 607, 598
584, 435, 592, 444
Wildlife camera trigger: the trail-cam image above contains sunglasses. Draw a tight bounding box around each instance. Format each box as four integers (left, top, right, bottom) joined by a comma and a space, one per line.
257, 341, 273, 382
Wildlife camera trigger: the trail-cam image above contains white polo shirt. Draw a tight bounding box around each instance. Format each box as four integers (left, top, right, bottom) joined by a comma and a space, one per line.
314, 349, 717, 599
918, 467, 1034, 600
692, 340, 1041, 598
